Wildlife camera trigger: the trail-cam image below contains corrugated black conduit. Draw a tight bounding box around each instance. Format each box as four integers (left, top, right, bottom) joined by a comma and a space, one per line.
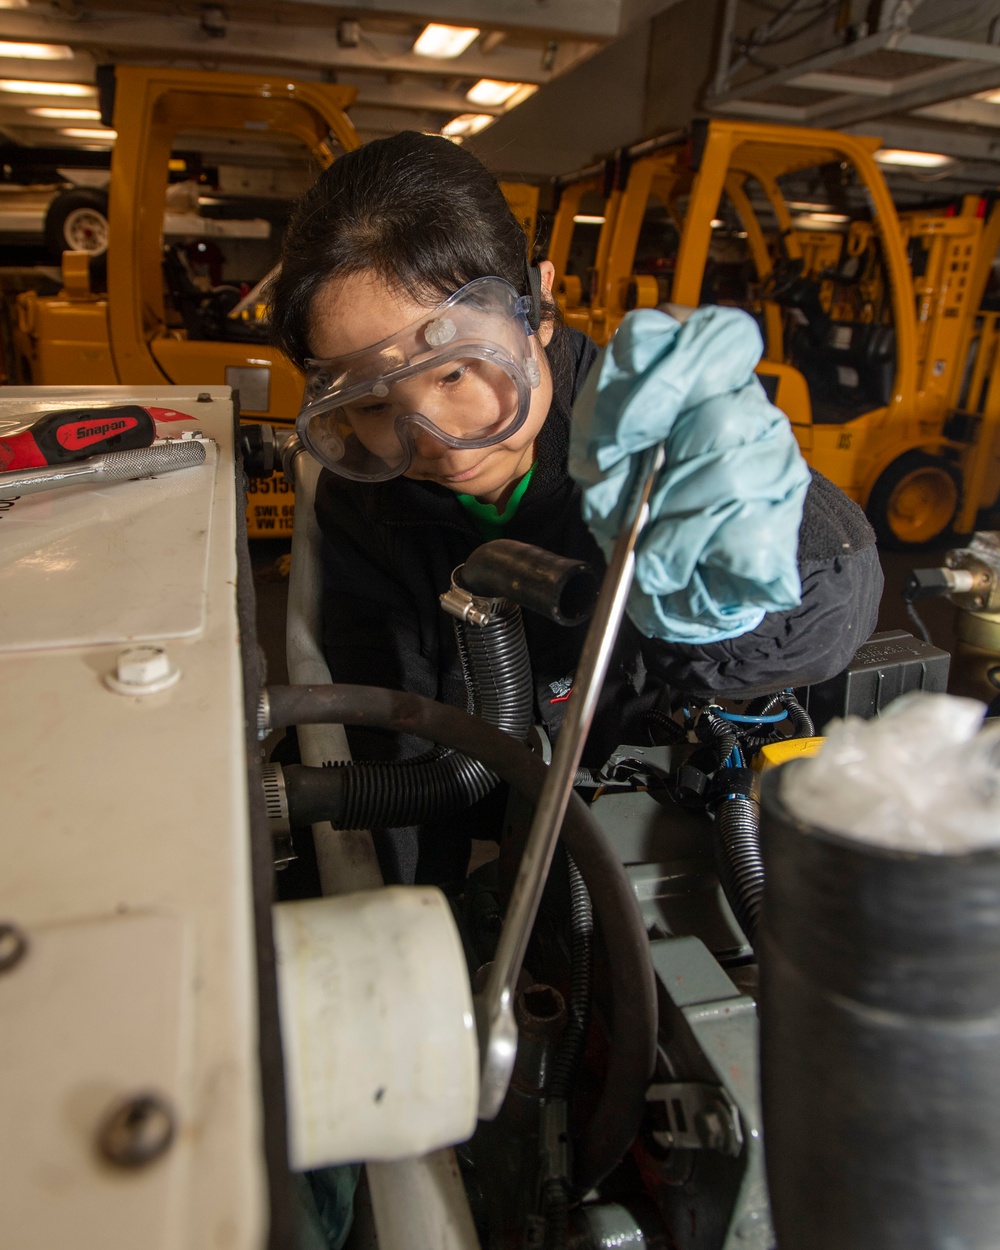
706, 690, 814, 950
541, 851, 593, 1246
697, 707, 738, 769
283, 598, 532, 830
268, 683, 657, 1193
714, 785, 764, 948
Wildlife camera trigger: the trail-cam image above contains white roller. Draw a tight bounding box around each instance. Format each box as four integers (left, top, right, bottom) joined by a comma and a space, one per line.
274, 887, 479, 1170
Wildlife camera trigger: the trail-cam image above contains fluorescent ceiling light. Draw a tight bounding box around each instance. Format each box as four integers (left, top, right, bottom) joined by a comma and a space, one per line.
504, 83, 538, 109
441, 113, 492, 138
572, 215, 604, 225
800, 211, 850, 224
59, 127, 116, 140
788, 200, 834, 212
976, 88, 1000, 104
711, 218, 725, 228
874, 148, 953, 169
794, 211, 850, 230
466, 79, 521, 107
0, 1, 30, 9
0, 79, 93, 95
413, 23, 479, 59
0, 41, 74, 60
29, 106, 101, 119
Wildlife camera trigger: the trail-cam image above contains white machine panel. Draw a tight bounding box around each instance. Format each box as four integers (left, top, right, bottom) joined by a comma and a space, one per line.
0, 386, 266, 1250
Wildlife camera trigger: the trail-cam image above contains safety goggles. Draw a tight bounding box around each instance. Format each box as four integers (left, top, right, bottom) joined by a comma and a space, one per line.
296, 276, 541, 482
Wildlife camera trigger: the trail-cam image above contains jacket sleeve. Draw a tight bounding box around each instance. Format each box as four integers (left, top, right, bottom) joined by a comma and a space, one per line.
316, 475, 450, 761
639, 470, 883, 698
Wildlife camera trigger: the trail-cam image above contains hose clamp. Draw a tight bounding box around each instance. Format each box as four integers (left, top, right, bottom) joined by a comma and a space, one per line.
261, 762, 290, 834
256, 690, 272, 741
439, 566, 506, 627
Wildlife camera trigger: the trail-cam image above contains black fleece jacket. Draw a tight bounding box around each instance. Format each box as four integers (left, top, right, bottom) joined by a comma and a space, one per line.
315, 329, 883, 880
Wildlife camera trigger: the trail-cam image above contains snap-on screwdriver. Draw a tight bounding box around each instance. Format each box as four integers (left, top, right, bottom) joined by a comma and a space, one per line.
0, 439, 207, 502
0, 404, 192, 472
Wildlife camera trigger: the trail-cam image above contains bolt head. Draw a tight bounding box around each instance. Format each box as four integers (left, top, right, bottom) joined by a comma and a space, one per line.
97, 1093, 175, 1168
105, 645, 180, 696
117, 646, 170, 686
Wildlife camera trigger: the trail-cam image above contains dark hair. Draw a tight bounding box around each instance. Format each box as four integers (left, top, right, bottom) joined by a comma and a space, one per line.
268, 131, 554, 368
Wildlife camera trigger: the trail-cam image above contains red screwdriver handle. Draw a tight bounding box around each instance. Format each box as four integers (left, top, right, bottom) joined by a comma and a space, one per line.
0, 405, 169, 472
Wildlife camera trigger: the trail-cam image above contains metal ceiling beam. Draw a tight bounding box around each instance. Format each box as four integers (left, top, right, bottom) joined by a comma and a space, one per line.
789, 72, 896, 99
816, 62, 1000, 129
290, 0, 624, 40
708, 27, 1000, 108
2, 51, 512, 125
791, 57, 986, 104
911, 97, 1000, 129
0, 11, 599, 84
317, 74, 501, 116
348, 104, 443, 134
708, 14, 897, 104
709, 99, 810, 123
842, 118, 1000, 165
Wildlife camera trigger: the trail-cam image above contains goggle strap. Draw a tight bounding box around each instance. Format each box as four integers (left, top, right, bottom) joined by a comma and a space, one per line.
524, 260, 542, 333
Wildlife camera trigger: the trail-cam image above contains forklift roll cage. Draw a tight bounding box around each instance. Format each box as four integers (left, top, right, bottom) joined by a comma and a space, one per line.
550, 119, 1000, 547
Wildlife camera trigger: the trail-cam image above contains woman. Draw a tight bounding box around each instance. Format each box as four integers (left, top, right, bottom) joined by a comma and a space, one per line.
269, 131, 882, 884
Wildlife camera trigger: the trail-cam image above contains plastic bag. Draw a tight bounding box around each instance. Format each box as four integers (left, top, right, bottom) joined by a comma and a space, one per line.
780, 691, 1000, 854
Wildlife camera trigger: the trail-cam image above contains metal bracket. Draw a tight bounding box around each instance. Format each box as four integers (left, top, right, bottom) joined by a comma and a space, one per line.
647, 1081, 744, 1157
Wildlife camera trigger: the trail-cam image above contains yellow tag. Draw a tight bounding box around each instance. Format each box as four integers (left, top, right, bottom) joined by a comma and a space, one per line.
753, 737, 825, 773
246, 472, 295, 538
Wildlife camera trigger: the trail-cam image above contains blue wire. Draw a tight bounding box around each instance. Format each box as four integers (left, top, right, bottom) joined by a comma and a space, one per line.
725, 745, 744, 768
714, 709, 788, 725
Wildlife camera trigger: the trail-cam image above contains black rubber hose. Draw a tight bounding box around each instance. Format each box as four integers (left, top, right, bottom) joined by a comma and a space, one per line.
283, 747, 495, 828
265, 683, 658, 1192
746, 693, 784, 718
697, 709, 738, 769
644, 707, 687, 746
546, 852, 593, 1103
286, 599, 533, 831
460, 539, 598, 627
542, 1178, 570, 1250
714, 793, 764, 948
541, 852, 593, 1244
781, 691, 814, 738
453, 599, 533, 741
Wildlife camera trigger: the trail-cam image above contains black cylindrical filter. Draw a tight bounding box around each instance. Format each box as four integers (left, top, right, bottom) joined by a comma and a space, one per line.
758, 769, 1000, 1250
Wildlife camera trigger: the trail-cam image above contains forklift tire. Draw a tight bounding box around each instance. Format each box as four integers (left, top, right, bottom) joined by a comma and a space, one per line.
867, 451, 960, 550
44, 187, 109, 289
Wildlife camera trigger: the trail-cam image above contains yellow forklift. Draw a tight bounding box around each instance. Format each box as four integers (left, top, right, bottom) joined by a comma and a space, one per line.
11, 65, 362, 537
9, 63, 539, 539
549, 121, 1000, 548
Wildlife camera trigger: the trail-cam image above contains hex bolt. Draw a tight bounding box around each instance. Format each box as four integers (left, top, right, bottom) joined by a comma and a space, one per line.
97, 1093, 175, 1168
695, 1101, 738, 1154
0, 922, 28, 974
105, 645, 180, 696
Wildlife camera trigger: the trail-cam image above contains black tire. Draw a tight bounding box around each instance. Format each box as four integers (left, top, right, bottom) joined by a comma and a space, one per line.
866, 450, 961, 551
44, 186, 110, 289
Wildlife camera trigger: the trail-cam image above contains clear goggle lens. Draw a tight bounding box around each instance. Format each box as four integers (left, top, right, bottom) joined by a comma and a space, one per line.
297, 277, 539, 482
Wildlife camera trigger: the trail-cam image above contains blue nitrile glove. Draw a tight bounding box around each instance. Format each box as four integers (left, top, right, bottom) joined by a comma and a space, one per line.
569, 305, 811, 644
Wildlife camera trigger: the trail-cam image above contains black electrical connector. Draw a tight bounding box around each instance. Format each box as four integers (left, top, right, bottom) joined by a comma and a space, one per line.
240, 423, 276, 479
904, 567, 953, 602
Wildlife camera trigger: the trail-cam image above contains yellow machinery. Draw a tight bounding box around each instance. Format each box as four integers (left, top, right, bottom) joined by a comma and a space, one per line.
549, 121, 1000, 548
12, 66, 362, 538
10, 63, 539, 539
